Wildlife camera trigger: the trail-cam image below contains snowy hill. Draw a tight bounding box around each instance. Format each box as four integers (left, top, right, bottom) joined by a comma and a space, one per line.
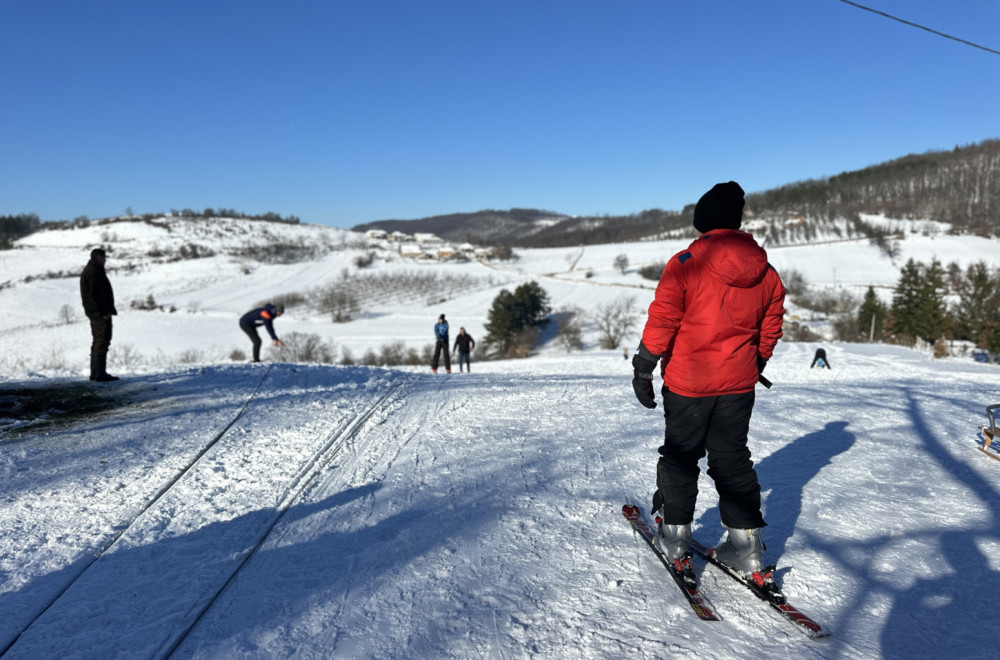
3, 213, 1000, 377
2, 216, 1000, 658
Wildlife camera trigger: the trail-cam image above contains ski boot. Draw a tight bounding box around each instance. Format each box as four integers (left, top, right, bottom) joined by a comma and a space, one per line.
653, 512, 695, 585
655, 520, 692, 561
712, 527, 783, 602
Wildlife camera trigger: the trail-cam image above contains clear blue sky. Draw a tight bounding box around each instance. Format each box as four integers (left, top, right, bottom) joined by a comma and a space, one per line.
2, 1, 998, 229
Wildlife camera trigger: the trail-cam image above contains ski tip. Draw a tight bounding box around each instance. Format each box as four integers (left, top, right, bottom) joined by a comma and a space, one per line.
622, 504, 641, 519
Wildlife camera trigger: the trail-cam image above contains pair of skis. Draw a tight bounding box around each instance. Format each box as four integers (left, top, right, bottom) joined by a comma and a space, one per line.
621, 504, 829, 639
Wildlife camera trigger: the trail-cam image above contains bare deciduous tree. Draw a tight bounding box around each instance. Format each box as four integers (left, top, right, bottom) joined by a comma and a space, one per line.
595, 296, 640, 350
58, 304, 76, 324
613, 253, 629, 274
276, 332, 337, 363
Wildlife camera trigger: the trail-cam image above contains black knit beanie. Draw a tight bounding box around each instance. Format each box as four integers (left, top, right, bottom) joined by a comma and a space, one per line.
693, 181, 745, 233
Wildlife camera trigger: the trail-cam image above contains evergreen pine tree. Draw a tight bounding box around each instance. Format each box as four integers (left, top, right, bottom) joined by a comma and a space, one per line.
889, 259, 924, 343
953, 261, 1000, 357
510, 281, 551, 331
918, 258, 950, 342
483, 281, 551, 356
857, 286, 887, 341
484, 289, 517, 354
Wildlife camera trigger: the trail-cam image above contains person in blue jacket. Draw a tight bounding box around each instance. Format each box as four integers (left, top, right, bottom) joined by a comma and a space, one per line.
432, 313, 451, 373
240, 303, 285, 362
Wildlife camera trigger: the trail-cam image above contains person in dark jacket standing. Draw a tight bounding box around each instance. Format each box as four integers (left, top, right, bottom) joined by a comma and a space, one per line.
431, 313, 450, 373
453, 327, 475, 372
631, 181, 785, 583
79, 248, 119, 381
810, 347, 831, 369
240, 303, 285, 363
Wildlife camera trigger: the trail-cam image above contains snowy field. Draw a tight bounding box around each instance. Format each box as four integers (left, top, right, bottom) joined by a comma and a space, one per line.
2, 217, 1000, 659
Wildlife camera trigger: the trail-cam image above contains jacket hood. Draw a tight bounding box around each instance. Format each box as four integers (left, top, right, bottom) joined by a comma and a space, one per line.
696, 230, 769, 288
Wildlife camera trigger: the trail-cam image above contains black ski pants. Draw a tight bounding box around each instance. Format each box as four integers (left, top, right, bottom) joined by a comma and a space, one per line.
240, 322, 262, 362
656, 388, 765, 530
431, 340, 450, 371
89, 315, 113, 354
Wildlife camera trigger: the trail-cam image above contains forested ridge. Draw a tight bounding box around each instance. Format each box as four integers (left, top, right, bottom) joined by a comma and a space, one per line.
354, 139, 1000, 247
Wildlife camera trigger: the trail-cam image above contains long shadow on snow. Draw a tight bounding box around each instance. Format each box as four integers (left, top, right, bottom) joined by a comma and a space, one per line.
0, 363, 397, 652
0, 485, 380, 657
692, 421, 856, 567
876, 386, 1000, 658
778, 382, 1000, 658
3, 370, 573, 658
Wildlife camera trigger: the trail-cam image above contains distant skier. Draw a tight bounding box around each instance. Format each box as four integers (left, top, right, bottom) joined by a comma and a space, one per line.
432, 313, 450, 373
810, 347, 831, 369
631, 181, 785, 581
239, 303, 285, 363
453, 327, 475, 372
79, 247, 120, 382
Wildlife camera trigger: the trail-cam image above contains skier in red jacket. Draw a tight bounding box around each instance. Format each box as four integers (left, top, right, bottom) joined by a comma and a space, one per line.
631, 181, 785, 581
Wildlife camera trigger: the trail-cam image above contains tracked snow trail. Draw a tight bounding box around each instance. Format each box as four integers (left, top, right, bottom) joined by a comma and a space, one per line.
2, 346, 999, 659
171, 366, 794, 659
171, 369, 651, 658
1, 364, 404, 659
0, 366, 267, 652
172, 348, 1000, 660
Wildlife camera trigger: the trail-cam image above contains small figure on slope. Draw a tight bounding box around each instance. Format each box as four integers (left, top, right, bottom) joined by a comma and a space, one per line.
810, 347, 831, 369
432, 313, 450, 373
981, 403, 1000, 454
80, 248, 120, 382
239, 303, 285, 363
453, 327, 475, 372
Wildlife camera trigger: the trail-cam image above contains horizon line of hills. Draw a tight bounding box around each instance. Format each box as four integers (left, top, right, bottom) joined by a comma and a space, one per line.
354, 138, 1000, 248
4, 138, 999, 250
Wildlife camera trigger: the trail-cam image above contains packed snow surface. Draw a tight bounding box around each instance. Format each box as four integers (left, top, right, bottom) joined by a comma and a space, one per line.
2, 217, 999, 658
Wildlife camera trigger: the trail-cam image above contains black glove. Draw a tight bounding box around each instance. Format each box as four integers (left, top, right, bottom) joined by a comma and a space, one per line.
757, 355, 768, 373
631, 342, 660, 409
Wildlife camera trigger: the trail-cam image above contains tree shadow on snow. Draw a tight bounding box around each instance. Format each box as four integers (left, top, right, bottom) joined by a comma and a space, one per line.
875, 387, 1000, 657
778, 384, 1000, 658
692, 421, 856, 568
0, 400, 569, 658
0, 484, 382, 657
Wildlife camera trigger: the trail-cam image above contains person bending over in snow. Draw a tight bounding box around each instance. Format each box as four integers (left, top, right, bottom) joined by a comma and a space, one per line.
239, 303, 285, 363
810, 347, 831, 369
631, 181, 785, 582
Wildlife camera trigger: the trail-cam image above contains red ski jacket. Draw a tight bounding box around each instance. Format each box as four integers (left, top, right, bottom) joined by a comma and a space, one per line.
640, 229, 785, 397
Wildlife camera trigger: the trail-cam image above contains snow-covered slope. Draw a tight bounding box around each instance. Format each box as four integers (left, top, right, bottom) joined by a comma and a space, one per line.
1, 345, 999, 658
1, 216, 1000, 658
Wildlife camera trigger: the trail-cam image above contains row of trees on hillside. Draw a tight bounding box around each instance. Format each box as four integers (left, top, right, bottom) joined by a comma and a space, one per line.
6, 209, 301, 243
1, 213, 41, 248
748, 140, 1000, 237
857, 258, 1000, 356
473, 258, 999, 362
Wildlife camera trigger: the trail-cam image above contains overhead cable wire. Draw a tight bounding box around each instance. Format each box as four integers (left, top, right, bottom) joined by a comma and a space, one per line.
837, 0, 1000, 57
